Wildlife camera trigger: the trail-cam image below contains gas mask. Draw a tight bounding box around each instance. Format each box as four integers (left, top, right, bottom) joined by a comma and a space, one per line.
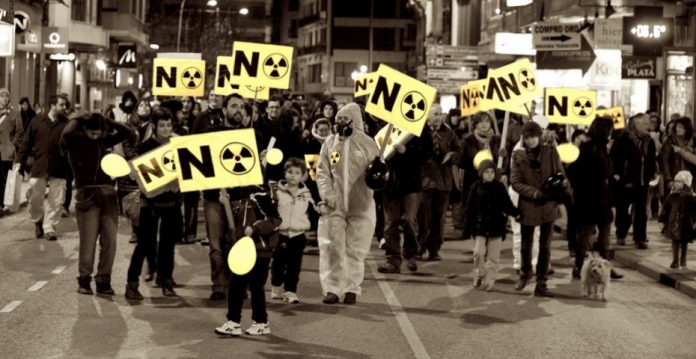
335, 120, 354, 137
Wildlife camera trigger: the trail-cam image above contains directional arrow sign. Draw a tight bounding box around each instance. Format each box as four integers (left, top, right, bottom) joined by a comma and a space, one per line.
536, 32, 596, 75
533, 22, 581, 50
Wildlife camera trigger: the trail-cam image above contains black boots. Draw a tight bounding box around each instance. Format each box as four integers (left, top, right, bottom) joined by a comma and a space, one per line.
681, 243, 688, 267
35, 222, 44, 239
77, 276, 93, 295
672, 242, 689, 268
125, 282, 144, 300
94, 275, 115, 295
160, 278, 177, 297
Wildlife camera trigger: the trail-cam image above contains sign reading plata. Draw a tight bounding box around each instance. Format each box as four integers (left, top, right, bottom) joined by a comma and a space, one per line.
152, 58, 206, 97
621, 56, 656, 79
533, 22, 581, 50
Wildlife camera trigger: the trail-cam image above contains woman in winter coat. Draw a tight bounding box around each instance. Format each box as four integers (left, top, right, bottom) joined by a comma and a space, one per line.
659, 171, 696, 269
661, 116, 696, 189
510, 121, 565, 297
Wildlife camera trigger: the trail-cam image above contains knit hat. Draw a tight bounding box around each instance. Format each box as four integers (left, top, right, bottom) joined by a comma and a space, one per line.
522, 121, 543, 138
674, 170, 693, 188
477, 159, 496, 178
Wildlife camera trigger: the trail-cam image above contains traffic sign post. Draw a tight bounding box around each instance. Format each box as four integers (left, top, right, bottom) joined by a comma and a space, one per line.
533, 22, 581, 50
536, 32, 596, 75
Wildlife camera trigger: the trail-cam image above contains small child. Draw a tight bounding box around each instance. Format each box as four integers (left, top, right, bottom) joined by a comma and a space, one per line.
215, 187, 282, 337
659, 170, 696, 269
464, 159, 520, 291
271, 158, 316, 303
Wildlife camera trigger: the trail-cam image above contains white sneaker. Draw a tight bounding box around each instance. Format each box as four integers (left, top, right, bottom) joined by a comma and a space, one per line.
379, 238, 386, 249
283, 291, 299, 303
215, 321, 242, 336
271, 285, 283, 300
245, 321, 271, 336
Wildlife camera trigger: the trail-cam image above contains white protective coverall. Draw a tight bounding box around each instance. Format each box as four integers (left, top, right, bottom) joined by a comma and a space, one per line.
316, 103, 379, 298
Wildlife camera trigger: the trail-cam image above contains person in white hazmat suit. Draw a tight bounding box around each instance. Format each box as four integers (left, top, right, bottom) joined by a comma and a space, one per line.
316, 103, 379, 305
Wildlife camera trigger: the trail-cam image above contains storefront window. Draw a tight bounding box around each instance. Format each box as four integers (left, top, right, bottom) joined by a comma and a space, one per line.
665, 54, 694, 121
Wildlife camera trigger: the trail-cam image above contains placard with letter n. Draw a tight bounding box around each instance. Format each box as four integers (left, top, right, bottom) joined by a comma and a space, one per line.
545, 88, 596, 125
230, 41, 294, 89
481, 58, 540, 114
365, 64, 437, 137
596, 106, 625, 129
152, 58, 206, 97
129, 143, 179, 196
354, 72, 377, 97
214, 56, 270, 99
170, 129, 263, 192
460, 79, 486, 117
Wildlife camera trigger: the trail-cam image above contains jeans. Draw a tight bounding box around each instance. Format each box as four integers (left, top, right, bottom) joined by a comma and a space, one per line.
227, 257, 271, 323
473, 236, 502, 286
29, 176, 66, 234
615, 185, 648, 243
204, 200, 233, 293
183, 191, 200, 238
75, 187, 119, 278
383, 192, 420, 265
0, 160, 12, 207
127, 203, 182, 282
521, 222, 553, 286
64, 173, 73, 211
575, 222, 611, 270
418, 189, 449, 256
271, 233, 307, 293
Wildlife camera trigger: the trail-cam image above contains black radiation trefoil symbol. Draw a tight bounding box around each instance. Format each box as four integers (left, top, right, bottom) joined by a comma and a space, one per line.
220, 142, 256, 175
307, 160, 317, 177
263, 54, 289, 79
401, 91, 427, 122
613, 111, 623, 126
161, 151, 176, 172
518, 69, 536, 92
572, 97, 593, 118
330, 151, 341, 166
181, 67, 203, 89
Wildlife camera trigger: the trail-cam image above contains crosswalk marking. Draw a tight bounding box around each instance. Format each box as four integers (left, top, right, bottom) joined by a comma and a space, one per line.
51, 265, 67, 274
0, 301, 22, 313
27, 281, 48, 292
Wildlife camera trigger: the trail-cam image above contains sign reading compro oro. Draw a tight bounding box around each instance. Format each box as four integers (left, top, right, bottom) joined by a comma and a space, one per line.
365, 64, 437, 137
170, 129, 263, 192
230, 41, 294, 90
544, 88, 597, 125
152, 58, 206, 97
596, 106, 626, 129
129, 143, 179, 196
482, 58, 540, 114
214, 56, 270, 100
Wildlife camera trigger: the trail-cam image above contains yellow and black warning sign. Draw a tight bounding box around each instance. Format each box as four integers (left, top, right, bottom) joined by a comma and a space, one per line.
365, 64, 437, 137
330, 151, 341, 166
304, 154, 320, 181
460, 79, 486, 117
544, 88, 596, 125
169, 129, 263, 192
374, 124, 412, 160
229, 41, 294, 90
152, 58, 206, 97
481, 59, 540, 114
354, 72, 377, 97
214, 56, 270, 100
596, 106, 625, 129
129, 143, 179, 196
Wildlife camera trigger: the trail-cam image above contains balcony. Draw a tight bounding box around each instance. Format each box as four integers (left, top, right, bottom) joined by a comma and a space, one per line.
298, 11, 326, 27
297, 44, 326, 56
101, 11, 149, 45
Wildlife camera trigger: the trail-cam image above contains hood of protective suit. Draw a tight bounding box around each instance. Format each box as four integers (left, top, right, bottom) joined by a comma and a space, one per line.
316, 103, 379, 213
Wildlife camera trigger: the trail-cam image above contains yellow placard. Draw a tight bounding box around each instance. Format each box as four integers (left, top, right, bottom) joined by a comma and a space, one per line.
596, 106, 625, 129
230, 41, 294, 89
129, 142, 179, 196
481, 59, 540, 114
365, 64, 437, 137
304, 154, 320, 181
152, 58, 206, 97
354, 72, 377, 97
460, 79, 486, 117
170, 129, 263, 192
374, 124, 412, 160
214, 56, 270, 100
544, 88, 597, 125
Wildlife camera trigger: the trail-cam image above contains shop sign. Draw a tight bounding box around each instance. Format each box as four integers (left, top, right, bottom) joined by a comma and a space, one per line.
537, 32, 596, 75
621, 56, 656, 79
623, 9, 674, 55
594, 18, 622, 49
49, 53, 75, 61
0, 22, 14, 57
13, 10, 29, 34
42, 27, 68, 54
117, 43, 137, 68
533, 22, 581, 50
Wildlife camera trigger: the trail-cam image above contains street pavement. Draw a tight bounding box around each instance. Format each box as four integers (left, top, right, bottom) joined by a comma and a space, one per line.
1, 199, 696, 359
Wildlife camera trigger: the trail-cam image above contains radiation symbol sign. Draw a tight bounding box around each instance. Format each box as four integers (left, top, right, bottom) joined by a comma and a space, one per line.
152, 58, 206, 97
161, 151, 177, 172
230, 41, 294, 89
214, 56, 271, 100
330, 151, 341, 166
263, 54, 289, 79
374, 124, 412, 160
518, 68, 536, 92
481, 58, 541, 114
170, 129, 263, 192
460, 79, 487, 117
220, 142, 256, 175
305, 154, 320, 181
544, 88, 596, 125
596, 106, 626, 129
365, 64, 437, 137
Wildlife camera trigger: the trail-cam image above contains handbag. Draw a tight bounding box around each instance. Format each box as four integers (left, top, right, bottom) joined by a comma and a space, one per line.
3, 163, 21, 212
122, 191, 141, 226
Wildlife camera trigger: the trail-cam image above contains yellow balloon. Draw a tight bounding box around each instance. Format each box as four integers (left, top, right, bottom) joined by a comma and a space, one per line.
557, 143, 580, 164
228, 236, 257, 275
266, 148, 284, 166
473, 150, 494, 170
100, 153, 131, 177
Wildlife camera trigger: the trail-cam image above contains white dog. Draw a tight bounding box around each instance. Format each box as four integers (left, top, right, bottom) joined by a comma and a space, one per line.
580, 257, 611, 301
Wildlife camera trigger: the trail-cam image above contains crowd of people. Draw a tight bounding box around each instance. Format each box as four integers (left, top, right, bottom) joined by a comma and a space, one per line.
0, 86, 695, 336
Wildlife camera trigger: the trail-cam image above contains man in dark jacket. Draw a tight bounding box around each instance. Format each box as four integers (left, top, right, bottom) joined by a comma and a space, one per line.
254, 95, 282, 141
61, 112, 133, 295
19, 94, 71, 241
610, 113, 657, 249
377, 124, 433, 273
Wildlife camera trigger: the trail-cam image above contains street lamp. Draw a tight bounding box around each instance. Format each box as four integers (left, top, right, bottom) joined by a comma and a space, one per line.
95, 59, 107, 71
207, 0, 217, 6
239, 7, 249, 15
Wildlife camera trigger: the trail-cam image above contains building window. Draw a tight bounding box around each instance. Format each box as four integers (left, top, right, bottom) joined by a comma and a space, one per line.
334, 62, 357, 87
333, 27, 369, 49
308, 63, 322, 83
102, 0, 118, 11
72, 0, 88, 21
373, 28, 396, 51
